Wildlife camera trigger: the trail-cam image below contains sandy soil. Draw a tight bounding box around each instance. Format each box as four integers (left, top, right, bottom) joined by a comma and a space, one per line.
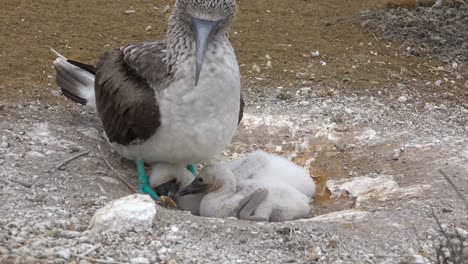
0, 0, 467, 263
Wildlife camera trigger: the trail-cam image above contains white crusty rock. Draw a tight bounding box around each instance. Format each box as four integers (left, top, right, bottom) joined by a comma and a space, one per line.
89, 194, 156, 232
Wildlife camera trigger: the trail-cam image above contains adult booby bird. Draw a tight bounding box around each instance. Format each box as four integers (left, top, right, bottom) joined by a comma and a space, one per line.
52, 0, 243, 200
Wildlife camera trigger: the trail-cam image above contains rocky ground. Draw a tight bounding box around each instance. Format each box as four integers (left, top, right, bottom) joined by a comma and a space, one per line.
1, 0, 467, 263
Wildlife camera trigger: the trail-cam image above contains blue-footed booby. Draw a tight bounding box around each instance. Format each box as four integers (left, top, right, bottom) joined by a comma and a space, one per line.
52, 0, 244, 200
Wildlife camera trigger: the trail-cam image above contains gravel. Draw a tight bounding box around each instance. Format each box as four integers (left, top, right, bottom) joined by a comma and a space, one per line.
361, 4, 468, 64
1, 78, 467, 263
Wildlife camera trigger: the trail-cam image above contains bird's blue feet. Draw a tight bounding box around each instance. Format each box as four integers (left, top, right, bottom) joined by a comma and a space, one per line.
187, 164, 197, 176
136, 160, 196, 201
136, 159, 160, 201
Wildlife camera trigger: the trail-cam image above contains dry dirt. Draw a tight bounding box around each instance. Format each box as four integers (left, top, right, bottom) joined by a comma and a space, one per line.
0, 0, 467, 263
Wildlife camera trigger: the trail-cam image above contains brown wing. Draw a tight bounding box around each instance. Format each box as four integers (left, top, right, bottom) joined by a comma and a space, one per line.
94, 46, 166, 145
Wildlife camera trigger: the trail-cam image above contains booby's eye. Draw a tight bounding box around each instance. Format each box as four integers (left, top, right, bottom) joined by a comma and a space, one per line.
171, 179, 177, 184
197, 178, 203, 183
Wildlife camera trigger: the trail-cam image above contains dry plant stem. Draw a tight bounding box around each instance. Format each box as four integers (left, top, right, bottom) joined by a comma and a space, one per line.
438, 169, 468, 214
96, 130, 137, 193
431, 207, 461, 264
56, 151, 91, 169
81, 243, 102, 256
70, 253, 126, 264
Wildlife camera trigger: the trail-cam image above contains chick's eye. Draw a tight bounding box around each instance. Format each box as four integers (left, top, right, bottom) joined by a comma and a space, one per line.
171, 179, 177, 184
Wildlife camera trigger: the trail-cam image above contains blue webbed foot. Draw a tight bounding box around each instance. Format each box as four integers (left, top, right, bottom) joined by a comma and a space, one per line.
136, 159, 160, 201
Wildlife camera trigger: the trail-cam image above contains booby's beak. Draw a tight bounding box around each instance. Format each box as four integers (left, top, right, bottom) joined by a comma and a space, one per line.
191, 17, 221, 86
177, 179, 207, 197
153, 179, 179, 200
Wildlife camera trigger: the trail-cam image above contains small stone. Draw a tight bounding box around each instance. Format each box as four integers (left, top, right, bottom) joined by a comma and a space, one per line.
392, 149, 402, 160
69, 146, 81, 153
266, 61, 272, 68
130, 257, 150, 264
265, 54, 271, 60
145, 25, 152, 31
252, 63, 261, 73
163, 5, 171, 13
455, 228, 468, 238
124, 10, 136, 14
412, 254, 426, 264
89, 194, 157, 232
56, 249, 71, 260
397, 96, 407, 103
328, 239, 339, 248
435, 79, 444, 86
335, 125, 348, 132
275, 146, 283, 152
310, 50, 320, 57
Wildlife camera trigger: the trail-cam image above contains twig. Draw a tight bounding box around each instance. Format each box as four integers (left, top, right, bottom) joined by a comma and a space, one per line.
96, 130, 137, 193
421, 65, 453, 73
82, 243, 102, 256
430, 207, 460, 264
438, 169, 468, 214
70, 253, 126, 264
56, 151, 91, 170
97, 183, 106, 194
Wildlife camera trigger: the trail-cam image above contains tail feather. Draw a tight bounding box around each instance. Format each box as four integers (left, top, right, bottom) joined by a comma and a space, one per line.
51, 48, 96, 111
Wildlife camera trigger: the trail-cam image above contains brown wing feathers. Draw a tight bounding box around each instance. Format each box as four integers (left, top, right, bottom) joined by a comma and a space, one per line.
95, 50, 160, 145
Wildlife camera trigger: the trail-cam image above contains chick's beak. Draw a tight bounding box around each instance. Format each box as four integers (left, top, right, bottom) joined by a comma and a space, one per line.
177, 179, 207, 197
153, 179, 179, 199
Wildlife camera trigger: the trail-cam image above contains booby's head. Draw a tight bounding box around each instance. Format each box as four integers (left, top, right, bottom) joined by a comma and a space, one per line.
170, 0, 237, 86
150, 163, 195, 200
178, 162, 235, 197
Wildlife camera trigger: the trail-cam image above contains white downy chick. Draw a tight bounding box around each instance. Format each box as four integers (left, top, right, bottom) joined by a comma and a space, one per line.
227, 150, 316, 198
149, 163, 203, 215
179, 162, 311, 222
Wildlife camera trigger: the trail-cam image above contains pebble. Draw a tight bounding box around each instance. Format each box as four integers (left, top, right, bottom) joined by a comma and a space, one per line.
130, 257, 150, 264
397, 96, 407, 103
89, 194, 157, 233
392, 149, 402, 160
252, 63, 261, 73
124, 10, 136, 14
335, 125, 348, 132
56, 248, 71, 259
434, 79, 444, 86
